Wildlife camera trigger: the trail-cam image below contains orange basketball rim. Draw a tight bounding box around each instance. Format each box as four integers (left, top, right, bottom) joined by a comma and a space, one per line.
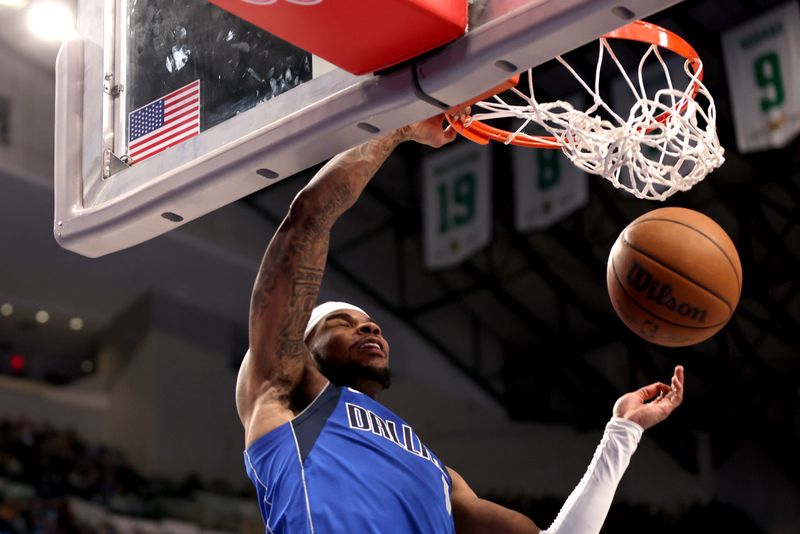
445, 20, 704, 148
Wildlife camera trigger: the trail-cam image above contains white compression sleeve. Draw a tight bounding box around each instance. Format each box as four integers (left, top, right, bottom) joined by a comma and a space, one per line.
542, 417, 644, 534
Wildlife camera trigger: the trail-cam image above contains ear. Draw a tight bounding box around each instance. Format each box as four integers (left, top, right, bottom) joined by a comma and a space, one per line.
305, 331, 322, 359
304, 324, 318, 348
308, 346, 325, 370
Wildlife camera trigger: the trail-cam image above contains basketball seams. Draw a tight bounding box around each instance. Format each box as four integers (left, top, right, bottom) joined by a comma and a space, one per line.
627, 217, 742, 292
620, 237, 733, 317
611, 259, 728, 330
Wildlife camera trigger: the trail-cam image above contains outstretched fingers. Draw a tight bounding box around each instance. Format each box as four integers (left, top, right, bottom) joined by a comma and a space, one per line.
666, 365, 685, 406
636, 382, 671, 402
672, 365, 685, 396
613, 366, 686, 429
649, 366, 685, 415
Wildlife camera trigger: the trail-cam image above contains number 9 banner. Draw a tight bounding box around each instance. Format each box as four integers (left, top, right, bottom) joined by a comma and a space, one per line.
722, 2, 800, 153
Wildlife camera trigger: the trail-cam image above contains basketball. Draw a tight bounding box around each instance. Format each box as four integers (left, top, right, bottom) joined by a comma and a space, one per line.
606, 207, 742, 347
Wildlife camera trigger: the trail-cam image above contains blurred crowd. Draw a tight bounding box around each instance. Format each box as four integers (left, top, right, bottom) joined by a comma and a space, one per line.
0, 418, 137, 533
0, 420, 140, 503
0, 418, 243, 533
0, 417, 766, 533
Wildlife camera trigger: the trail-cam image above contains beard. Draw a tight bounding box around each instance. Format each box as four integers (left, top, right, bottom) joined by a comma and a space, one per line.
316, 358, 392, 391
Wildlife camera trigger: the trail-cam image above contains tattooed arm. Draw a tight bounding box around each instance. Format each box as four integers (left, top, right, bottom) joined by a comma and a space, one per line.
236, 116, 456, 445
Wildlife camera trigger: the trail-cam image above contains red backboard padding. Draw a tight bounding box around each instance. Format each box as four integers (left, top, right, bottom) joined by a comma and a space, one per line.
207, 0, 467, 75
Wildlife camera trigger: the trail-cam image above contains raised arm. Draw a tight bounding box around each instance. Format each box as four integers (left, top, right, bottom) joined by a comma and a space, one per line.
451, 366, 685, 534
236, 117, 456, 443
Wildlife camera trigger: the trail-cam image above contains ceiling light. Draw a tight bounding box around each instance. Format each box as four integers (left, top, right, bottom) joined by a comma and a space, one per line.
0, 0, 27, 9
26, 1, 75, 42
35, 310, 50, 323
69, 317, 84, 331
81, 359, 95, 373
0, 303, 12, 317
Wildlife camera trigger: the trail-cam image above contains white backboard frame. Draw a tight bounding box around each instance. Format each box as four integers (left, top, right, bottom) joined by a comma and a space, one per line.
54, 0, 683, 257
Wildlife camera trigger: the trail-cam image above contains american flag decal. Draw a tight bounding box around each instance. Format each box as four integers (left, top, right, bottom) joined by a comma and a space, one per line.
128, 80, 200, 164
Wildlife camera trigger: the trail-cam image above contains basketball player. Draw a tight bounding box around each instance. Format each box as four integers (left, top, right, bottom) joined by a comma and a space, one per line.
236, 115, 685, 533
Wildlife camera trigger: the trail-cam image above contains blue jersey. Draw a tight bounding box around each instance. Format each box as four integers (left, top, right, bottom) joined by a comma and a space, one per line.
244, 383, 455, 533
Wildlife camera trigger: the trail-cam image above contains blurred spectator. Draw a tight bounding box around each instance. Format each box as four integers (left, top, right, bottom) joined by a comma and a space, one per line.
0, 417, 765, 533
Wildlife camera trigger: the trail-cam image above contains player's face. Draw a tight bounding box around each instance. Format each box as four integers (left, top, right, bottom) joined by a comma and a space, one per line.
307, 310, 391, 393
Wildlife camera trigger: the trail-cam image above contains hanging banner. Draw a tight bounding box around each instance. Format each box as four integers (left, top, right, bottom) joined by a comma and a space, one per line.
512, 146, 588, 231
423, 142, 491, 269
721, 2, 800, 152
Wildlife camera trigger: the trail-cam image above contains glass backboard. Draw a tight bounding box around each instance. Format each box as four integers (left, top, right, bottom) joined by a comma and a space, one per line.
55, 0, 684, 257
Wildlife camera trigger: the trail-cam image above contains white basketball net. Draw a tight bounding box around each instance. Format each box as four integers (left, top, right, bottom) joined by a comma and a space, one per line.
464, 39, 725, 200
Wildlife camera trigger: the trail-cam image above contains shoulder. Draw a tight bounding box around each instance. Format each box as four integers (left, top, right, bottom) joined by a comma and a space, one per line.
447, 467, 478, 501
237, 353, 329, 447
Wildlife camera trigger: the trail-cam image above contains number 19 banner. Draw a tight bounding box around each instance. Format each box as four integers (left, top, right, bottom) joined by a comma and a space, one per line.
722, 2, 800, 153
422, 143, 492, 270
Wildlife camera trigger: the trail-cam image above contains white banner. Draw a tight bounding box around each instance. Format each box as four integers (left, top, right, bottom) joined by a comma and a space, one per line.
722, 2, 800, 152
423, 142, 491, 269
512, 148, 588, 232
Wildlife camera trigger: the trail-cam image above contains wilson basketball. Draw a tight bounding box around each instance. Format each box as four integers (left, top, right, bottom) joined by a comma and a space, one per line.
606, 207, 742, 347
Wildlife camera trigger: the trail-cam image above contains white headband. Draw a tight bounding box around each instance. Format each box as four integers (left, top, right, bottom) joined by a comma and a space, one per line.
304, 301, 368, 340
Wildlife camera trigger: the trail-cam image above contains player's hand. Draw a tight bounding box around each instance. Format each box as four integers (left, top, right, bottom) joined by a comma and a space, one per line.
613, 365, 684, 430
398, 114, 458, 148
447, 106, 471, 125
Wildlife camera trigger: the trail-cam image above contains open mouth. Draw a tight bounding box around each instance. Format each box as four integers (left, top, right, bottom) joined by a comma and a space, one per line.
354, 339, 385, 358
